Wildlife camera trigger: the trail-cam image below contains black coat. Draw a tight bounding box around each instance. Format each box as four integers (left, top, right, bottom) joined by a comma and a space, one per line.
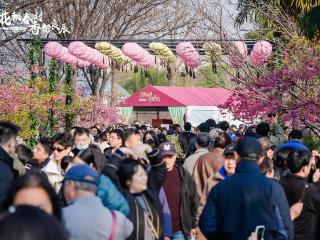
102, 148, 166, 240
281, 174, 320, 240
176, 164, 199, 236
0, 147, 15, 210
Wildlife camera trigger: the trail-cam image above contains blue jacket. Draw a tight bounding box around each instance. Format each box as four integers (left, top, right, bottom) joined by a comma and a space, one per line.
199, 160, 294, 240
97, 175, 130, 216
159, 187, 173, 237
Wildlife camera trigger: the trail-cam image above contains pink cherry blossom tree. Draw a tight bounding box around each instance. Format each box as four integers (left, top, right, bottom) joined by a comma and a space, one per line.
220, 38, 320, 135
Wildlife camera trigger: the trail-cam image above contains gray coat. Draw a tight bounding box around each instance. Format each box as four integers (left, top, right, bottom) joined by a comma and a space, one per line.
63, 195, 133, 240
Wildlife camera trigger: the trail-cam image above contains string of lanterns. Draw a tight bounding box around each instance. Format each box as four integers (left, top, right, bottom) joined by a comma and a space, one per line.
43, 40, 273, 72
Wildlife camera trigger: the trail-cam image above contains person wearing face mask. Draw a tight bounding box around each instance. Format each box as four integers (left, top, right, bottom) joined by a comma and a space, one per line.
63, 164, 133, 240
0, 121, 20, 209
72, 128, 93, 156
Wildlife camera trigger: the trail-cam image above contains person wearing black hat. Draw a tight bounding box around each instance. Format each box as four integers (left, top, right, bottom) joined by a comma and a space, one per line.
199, 137, 294, 240
63, 164, 133, 240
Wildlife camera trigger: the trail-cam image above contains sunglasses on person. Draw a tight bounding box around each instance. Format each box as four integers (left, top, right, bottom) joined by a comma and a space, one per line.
266, 146, 275, 151
52, 147, 65, 152
267, 113, 276, 118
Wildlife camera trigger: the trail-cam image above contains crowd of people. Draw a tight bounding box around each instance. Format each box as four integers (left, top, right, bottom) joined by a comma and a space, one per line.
0, 114, 319, 240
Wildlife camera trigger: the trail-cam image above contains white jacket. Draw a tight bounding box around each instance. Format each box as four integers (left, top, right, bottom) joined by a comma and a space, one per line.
42, 159, 63, 193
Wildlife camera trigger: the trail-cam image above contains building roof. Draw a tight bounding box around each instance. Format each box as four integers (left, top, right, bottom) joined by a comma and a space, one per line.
117, 84, 232, 107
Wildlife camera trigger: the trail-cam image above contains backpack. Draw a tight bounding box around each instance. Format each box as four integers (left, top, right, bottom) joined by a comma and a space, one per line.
166, 134, 186, 160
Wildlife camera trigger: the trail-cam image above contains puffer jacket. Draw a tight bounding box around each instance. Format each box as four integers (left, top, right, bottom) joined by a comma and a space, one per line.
97, 174, 130, 216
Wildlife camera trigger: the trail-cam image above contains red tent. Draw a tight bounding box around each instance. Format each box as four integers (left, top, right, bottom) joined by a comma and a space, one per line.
118, 85, 232, 107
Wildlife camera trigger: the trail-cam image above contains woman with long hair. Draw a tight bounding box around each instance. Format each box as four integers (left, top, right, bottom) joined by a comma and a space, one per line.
102, 144, 166, 240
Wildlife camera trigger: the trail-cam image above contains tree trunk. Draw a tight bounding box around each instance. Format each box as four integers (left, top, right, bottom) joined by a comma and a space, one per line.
99, 68, 109, 98
110, 62, 118, 106
168, 63, 176, 86
89, 65, 100, 97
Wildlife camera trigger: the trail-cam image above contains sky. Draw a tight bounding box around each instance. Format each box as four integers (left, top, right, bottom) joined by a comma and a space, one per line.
217, 0, 255, 38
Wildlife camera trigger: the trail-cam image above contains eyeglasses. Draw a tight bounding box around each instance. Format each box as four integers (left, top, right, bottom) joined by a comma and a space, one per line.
52, 147, 65, 153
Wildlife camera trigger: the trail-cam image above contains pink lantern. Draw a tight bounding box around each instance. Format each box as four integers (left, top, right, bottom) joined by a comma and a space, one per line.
90, 50, 103, 65
229, 41, 248, 68
77, 59, 91, 68
44, 42, 63, 57
250, 41, 272, 66
54, 47, 69, 60
68, 41, 89, 58
68, 41, 111, 68
65, 55, 78, 65
122, 42, 155, 68
122, 43, 144, 60
44, 41, 93, 67
176, 42, 200, 68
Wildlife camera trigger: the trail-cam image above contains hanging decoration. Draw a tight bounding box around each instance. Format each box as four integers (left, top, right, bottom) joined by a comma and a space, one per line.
122, 42, 155, 68
176, 42, 201, 68
95, 42, 131, 64
203, 42, 222, 61
149, 42, 175, 63
202, 42, 222, 73
228, 41, 248, 68
249, 40, 272, 66
44, 42, 91, 68
68, 41, 110, 68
